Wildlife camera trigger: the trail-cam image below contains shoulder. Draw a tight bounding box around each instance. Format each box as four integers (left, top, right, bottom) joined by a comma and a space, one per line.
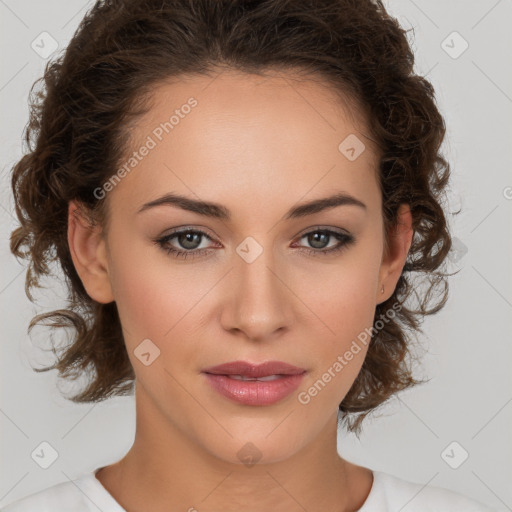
361, 470, 499, 512
0, 473, 103, 512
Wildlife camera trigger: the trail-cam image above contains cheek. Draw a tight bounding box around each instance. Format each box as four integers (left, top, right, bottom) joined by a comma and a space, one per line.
298, 257, 380, 342
295, 245, 381, 398
107, 233, 183, 341
296, 273, 375, 412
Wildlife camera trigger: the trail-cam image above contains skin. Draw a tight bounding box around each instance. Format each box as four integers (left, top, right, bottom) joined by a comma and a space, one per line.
68, 69, 413, 512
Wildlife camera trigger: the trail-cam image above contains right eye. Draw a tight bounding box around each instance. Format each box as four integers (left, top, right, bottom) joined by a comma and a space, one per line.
154, 228, 219, 259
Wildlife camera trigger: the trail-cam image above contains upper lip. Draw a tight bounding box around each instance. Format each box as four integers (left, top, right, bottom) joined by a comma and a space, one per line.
202, 360, 306, 378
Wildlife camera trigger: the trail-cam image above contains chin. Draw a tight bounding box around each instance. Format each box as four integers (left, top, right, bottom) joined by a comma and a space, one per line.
198, 428, 306, 467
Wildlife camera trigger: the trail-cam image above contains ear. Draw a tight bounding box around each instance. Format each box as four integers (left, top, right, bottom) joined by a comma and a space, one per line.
67, 200, 115, 304
378, 203, 413, 304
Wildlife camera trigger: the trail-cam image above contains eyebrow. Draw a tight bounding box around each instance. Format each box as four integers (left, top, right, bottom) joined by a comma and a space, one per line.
137, 191, 366, 220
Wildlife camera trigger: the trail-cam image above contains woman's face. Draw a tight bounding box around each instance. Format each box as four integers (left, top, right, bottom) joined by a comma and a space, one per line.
72, 69, 411, 465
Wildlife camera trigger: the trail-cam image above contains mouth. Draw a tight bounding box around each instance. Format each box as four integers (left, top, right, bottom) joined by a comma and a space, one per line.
220, 374, 286, 381
202, 360, 307, 406
202, 360, 306, 378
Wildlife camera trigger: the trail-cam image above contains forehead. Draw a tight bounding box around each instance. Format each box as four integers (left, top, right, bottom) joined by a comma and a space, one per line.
108, 69, 381, 219
134, 68, 373, 147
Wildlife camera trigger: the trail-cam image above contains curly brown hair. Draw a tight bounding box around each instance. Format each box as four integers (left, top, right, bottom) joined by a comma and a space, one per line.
10, 0, 454, 434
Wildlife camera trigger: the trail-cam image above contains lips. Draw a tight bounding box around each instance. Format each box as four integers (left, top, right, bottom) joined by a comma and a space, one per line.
202, 360, 306, 379
201, 360, 307, 406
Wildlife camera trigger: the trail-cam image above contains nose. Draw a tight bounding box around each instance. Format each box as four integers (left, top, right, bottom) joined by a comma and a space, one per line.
220, 241, 294, 343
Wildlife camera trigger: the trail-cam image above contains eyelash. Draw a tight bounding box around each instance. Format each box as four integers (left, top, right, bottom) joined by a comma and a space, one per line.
154, 227, 355, 260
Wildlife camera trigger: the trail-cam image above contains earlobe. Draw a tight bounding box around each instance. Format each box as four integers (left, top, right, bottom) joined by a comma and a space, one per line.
378, 203, 414, 303
67, 200, 115, 304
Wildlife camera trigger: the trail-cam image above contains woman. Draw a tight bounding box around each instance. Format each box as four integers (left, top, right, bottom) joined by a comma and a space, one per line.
4, 0, 498, 510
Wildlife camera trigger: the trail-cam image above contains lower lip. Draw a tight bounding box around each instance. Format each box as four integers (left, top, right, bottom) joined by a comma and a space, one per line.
203, 373, 306, 406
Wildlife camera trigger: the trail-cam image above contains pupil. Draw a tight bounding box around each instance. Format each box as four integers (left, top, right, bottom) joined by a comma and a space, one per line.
180, 232, 200, 249
310, 232, 328, 249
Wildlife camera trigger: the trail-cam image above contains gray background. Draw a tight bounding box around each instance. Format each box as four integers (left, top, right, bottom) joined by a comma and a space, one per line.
1, 0, 511, 509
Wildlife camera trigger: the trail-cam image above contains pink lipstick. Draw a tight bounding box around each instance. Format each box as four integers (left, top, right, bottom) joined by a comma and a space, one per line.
202, 360, 306, 406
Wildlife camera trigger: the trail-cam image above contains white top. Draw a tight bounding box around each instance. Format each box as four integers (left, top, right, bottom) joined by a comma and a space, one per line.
0, 467, 500, 511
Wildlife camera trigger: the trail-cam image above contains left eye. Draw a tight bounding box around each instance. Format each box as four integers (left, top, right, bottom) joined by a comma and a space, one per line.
293, 228, 355, 256
154, 227, 355, 260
